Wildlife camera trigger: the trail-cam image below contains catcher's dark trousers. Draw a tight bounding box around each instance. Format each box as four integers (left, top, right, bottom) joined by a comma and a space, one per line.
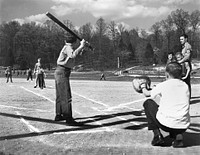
54, 65, 72, 119
143, 99, 186, 138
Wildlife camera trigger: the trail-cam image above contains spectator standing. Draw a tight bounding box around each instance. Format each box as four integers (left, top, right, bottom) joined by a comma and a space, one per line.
5, 66, 13, 83
34, 58, 41, 88
179, 34, 192, 98
27, 68, 33, 81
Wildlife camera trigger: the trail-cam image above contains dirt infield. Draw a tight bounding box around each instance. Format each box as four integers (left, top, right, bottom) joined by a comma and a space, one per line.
0, 77, 200, 155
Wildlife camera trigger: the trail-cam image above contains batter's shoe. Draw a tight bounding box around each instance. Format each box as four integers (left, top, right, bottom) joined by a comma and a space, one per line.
54, 115, 65, 121
172, 134, 184, 148
66, 118, 80, 126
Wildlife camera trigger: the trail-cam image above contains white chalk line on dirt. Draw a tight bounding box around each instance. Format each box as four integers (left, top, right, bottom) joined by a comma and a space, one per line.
20, 86, 111, 132
21, 86, 97, 115
20, 86, 55, 104
53, 128, 115, 135
0, 104, 49, 112
20, 86, 81, 116
72, 91, 114, 132
72, 90, 145, 112
92, 107, 140, 126
20, 86, 145, 134
72, 91, 109, 108
72, 91, 147, 128
15, 110, 112, 135
16, 111, 40, 133
104, 97, 151, 111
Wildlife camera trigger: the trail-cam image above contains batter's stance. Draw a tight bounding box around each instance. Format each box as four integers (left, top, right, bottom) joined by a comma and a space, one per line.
54, 35, 86, 125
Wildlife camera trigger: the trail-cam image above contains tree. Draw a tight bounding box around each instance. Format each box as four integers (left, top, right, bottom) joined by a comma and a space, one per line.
44, 19, 66, 65
189, 10, 200, 34
150, 22, 162, 48
140, 29, 148, 39
129, 29, 139, 61
171, 9, 190, 34
189, 10, 200, 55
0, 21, 20, 66
107, 21, 120, 48
117, 23, 126, 35
94, 17, 108, 69
160, 15, 174, 53
144, 43, 154, 65
79, 23, 93, 41
78, 23, 94, 68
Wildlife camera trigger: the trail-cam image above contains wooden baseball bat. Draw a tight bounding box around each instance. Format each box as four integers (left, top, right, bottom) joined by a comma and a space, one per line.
46, 12, 93, 50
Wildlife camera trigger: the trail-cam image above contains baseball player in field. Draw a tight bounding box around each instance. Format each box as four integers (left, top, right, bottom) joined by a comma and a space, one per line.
54, 35, 86, 125
33, 58, 41, 88
140, 62, 190, 147
5, 66, 13, 83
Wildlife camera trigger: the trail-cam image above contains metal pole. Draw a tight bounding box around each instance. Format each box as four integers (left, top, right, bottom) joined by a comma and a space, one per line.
117, 57, 120, 69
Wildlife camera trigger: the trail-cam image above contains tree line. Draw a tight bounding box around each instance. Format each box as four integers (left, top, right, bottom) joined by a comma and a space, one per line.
0, 8, 200, 70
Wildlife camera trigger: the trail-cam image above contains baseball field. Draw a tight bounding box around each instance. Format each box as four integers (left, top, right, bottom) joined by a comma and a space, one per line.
0, 73, 200, 155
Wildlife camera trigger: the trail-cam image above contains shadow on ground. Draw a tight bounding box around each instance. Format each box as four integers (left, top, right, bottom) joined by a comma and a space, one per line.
0, 111, 199, 148
0, 110, 147, 141
158, 131, 200, 148
190, 96, 200, 105
183, 132, 200, 147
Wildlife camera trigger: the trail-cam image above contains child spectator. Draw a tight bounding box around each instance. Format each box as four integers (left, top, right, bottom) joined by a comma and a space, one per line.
167, 52, 176, 64
38, 68, 46, 89
175, 52, 191, 98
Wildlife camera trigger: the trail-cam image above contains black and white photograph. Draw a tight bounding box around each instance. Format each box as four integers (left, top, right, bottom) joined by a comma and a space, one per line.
0, 0, 200, 154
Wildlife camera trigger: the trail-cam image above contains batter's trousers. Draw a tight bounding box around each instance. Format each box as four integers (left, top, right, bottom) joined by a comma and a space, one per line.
54, 66, 72, 119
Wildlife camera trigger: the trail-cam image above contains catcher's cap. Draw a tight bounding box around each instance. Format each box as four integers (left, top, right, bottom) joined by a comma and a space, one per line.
65, 35, 77, 43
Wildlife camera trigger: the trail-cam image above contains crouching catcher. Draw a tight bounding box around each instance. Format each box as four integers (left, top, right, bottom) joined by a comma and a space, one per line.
140, 62, 190, 147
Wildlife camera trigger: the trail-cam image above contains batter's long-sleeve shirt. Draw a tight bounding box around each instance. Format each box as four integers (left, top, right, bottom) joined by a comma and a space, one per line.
57, 43, 83, 69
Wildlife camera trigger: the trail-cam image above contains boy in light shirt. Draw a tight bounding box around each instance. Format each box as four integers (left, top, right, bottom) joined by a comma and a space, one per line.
175, 52, 191, 98
141, 62, 190, 147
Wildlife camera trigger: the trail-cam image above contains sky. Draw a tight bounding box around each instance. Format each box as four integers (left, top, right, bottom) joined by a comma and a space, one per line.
0, 0, 200, 30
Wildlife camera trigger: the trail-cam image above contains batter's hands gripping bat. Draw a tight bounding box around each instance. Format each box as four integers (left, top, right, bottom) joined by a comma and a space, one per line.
46, 12, 93, 50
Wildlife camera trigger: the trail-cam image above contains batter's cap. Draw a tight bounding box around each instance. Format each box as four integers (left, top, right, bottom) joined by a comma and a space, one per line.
65, 35, 77, 43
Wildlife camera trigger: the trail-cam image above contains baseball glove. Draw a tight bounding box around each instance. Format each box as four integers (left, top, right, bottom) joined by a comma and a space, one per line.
132, 76, 151, 93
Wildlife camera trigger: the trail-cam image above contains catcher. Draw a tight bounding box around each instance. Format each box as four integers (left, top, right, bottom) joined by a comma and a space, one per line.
132, 62, 190, 148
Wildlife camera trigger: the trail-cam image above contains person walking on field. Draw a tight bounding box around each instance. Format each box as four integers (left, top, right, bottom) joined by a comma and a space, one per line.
141, 62, 190, 148
34, 58, 41, 88
54, 35, 86, 125
27, 68, 33, 81
100, 72, 106, 80
5, 66, 13, 83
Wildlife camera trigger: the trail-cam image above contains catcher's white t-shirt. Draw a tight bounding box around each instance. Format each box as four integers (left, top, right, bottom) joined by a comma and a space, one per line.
150, 79, 190, 129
